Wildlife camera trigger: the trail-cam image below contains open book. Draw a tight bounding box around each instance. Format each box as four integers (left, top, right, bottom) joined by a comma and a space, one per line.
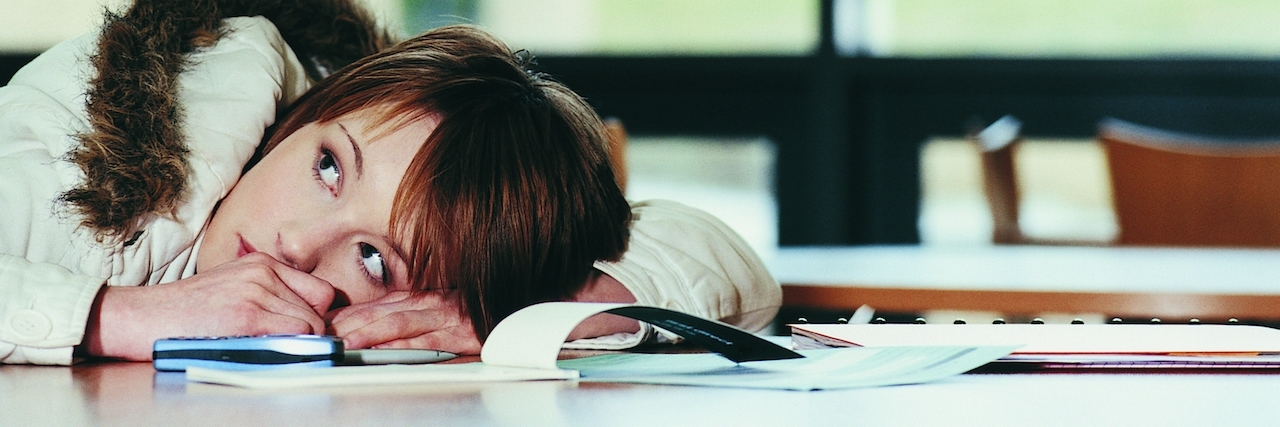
187, 303, 1014, 390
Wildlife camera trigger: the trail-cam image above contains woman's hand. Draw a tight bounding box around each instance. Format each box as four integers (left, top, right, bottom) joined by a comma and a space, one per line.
80, 252, 335, 361
327, 271, 640, 354
327, 291, 483, 355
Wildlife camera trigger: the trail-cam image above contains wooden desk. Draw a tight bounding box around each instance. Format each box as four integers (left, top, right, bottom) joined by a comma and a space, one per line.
769, 245, 1280, 320
4, 360, 1278, 426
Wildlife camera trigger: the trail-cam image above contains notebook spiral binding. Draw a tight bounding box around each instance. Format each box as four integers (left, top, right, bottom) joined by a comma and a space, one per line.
790, 315, 1246, 325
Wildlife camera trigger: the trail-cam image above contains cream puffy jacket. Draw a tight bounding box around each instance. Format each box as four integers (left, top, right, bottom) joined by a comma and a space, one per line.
0, 18, 780, 365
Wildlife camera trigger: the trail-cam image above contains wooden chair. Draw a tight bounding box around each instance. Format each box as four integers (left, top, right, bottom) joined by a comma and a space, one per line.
972, 115, 1026, 244
1100, 118, 1280, 247
975, 115, 1280, 247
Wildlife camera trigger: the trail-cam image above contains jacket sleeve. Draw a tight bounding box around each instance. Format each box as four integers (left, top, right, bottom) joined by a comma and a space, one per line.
0, 256, 105, 365
567, 199, 782, 349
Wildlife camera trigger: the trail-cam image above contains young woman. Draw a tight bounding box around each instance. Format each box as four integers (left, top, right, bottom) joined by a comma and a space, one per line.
0, 0, 780, 364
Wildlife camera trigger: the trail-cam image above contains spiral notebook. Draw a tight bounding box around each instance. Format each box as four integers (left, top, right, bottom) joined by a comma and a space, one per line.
791, 323, 1280, 370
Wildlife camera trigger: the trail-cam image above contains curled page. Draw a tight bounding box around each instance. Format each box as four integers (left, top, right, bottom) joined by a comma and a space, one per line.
481, 303, 802, 370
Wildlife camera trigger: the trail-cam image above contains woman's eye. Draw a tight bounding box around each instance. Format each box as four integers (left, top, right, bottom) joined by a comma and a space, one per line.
359, 243, 387, 285
315, 149, 340, 191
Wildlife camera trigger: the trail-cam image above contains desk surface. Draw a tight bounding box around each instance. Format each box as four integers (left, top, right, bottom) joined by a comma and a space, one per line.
768, 245, 1280, 319
5, 360, 1279, 427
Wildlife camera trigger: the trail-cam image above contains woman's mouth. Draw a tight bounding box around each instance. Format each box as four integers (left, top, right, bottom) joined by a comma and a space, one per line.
236, 236, 257, 258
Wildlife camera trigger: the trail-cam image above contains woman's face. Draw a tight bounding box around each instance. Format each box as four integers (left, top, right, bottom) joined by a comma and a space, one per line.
198, 109, 436, 308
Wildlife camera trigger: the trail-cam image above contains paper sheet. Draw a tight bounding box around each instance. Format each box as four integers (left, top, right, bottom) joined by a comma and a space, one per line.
186, 363, 577, 389
557, 346, 1016, 391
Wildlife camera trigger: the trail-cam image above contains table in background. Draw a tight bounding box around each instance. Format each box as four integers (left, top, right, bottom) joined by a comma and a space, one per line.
4, 360, 1280, 426
769, 245, 1280, 321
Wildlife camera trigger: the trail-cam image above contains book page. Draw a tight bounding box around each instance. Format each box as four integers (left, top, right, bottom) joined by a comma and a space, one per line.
557, 346, 1016, 391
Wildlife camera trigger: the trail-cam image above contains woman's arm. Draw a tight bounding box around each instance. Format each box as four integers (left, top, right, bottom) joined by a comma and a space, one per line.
78, 253, 335, 361
585, 199, 783, 344
565, 271, 641, 341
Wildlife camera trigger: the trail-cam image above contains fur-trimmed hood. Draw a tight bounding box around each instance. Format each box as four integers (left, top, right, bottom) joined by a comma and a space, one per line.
61, 0, 389, 241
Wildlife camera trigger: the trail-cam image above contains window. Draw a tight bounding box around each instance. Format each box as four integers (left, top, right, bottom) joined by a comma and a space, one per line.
840, 0, 1280, 58
405, 0, 819, 56
0, 0, 124, 53
0, 0, 403, 52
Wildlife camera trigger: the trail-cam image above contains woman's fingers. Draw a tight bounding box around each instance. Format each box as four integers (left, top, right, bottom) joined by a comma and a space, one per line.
339, 309, 437, 350
211, 254, 328, 333
370, 328, 483, 355
327, 290, 429, 325
234, 252, 334, 315
329, 293, 443, 341
329, 292, 481, 353
243, 288, 327, 335
262, 258, 336, 316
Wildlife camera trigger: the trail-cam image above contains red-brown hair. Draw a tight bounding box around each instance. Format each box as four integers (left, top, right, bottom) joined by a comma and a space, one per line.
261, 25, 631, 340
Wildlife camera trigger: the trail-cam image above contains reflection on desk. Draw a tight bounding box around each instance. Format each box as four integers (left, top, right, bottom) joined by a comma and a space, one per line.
769, 245, 1280, 320
3, 360, 1279, 426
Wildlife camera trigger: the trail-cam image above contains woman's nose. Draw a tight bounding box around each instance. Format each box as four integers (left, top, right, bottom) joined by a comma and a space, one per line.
276, 219, 336, 273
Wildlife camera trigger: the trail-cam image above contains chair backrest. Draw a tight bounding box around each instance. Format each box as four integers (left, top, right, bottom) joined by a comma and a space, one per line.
1100, 118, 1280, 247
